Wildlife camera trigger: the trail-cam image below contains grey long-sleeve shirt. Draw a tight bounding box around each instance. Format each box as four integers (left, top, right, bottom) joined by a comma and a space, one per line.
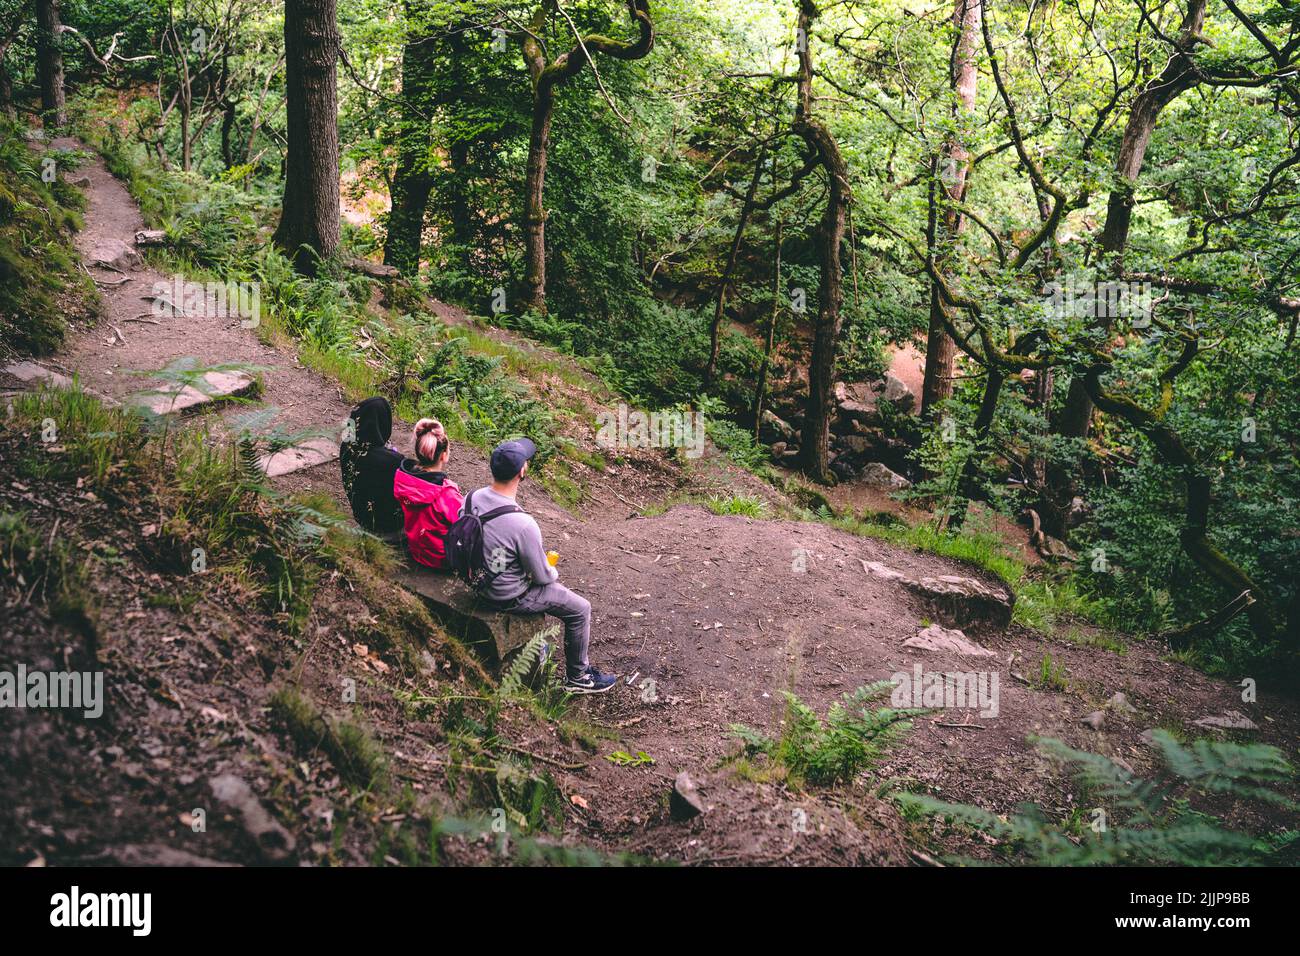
461, 487, 558, 602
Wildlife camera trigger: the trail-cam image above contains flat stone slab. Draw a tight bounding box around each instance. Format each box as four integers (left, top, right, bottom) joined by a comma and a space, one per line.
3, 360, 77, 390
902, 624, 994, 658
1192, 710, 1258, 732
1, 361, 119, 406
258, 436, 339, 477
395, 559, 551, 670
129, 370, 257, 416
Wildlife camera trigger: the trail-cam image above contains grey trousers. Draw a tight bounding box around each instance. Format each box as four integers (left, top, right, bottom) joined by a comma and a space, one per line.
506, 581, 591, 678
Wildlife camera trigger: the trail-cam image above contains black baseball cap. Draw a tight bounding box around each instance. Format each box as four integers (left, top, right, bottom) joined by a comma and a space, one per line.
490, 438, 537, 481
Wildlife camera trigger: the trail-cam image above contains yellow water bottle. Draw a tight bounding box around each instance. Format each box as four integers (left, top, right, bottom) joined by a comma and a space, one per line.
546, 550, 559, 567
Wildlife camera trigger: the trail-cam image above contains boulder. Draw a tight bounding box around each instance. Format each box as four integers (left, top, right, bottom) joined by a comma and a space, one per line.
881, 373, 916, 413
837, 435, 872, 456
396, 561, 552, 670
862, 561, 1014, 634
89, 238, 142, 273
128, 370, 257, 417
769, 441, 787, 462
838, 399, 879, 426
1081, 711, 1106, 730
861, 462, 911, 490
759, 409, 797, 444
904, 573, 1014, 633
1192, 711, 1258, 732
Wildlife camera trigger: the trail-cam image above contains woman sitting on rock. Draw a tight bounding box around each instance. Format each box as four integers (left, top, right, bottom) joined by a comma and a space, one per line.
393, 418, 464, 570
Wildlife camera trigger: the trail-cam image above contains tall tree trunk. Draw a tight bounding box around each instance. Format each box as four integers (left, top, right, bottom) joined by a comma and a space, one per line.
793, 0, 850, 483
0, 59, 13, 120
383, 12, 437, 275
1042, 0, 1207, 537
35, 0, 67, 127
705, 145, 767, 383
1055, 0, 1207, 441
518, 0, 654, 315
921, 0, 981, 418
273, 0, 341, 274
522, 84, 554, 312
753, 219, 783, 439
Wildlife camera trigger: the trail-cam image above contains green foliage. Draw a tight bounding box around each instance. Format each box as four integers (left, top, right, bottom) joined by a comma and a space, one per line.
0, 120, 96, 356
1032, 652, 1070, 692
899, 732, 1298, 865
606, 750, 655, 767
705, 493, 768, 518
0, 509, 95, 631
420, 327, 557, 464
730, 682, 922, 787
270, 687, 389, 793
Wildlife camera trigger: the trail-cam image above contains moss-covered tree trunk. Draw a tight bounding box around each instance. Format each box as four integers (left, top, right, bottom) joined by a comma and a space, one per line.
1047, 0, 1206, 469
35, 0, 67, 127
1082, 358, 1282, 650
273, 0, 341, 274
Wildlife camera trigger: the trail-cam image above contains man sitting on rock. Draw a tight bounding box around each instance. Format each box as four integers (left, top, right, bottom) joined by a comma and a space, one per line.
462, 438, 616, 694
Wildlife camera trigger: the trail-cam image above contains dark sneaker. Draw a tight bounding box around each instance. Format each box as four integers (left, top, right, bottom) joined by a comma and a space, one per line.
564, 666, 617, 695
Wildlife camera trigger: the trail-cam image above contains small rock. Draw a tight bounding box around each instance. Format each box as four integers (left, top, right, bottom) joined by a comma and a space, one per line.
69, 175, 92, 188
770, 441, 787, 461
670, 771, 705, 821
1081, 710, 1106, 730
1105, 692, 1136, 714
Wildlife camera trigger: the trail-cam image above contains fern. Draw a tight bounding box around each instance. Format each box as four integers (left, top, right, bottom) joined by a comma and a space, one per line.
730, 681, 923, 786
496, 632, 548, 697
898, 732, 1298, 865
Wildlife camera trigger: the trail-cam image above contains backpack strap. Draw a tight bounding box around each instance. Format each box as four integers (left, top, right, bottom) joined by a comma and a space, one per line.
479, 504, 522, 523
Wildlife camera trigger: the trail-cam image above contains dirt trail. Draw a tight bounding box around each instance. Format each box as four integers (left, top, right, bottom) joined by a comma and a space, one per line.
33, 142, 1300, 862
46, 136, 353, 444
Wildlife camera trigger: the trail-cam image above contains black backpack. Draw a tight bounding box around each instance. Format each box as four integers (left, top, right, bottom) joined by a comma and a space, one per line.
444, 490, 522, 589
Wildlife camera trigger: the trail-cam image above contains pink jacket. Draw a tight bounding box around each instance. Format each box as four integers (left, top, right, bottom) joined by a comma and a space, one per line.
393, 464, 464, 569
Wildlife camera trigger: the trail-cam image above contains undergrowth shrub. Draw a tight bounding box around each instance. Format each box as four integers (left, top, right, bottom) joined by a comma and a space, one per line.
898, 732, 1298, 865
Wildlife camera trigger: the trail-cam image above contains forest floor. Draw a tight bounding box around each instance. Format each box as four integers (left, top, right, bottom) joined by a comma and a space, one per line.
3, 140, 1297, 866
